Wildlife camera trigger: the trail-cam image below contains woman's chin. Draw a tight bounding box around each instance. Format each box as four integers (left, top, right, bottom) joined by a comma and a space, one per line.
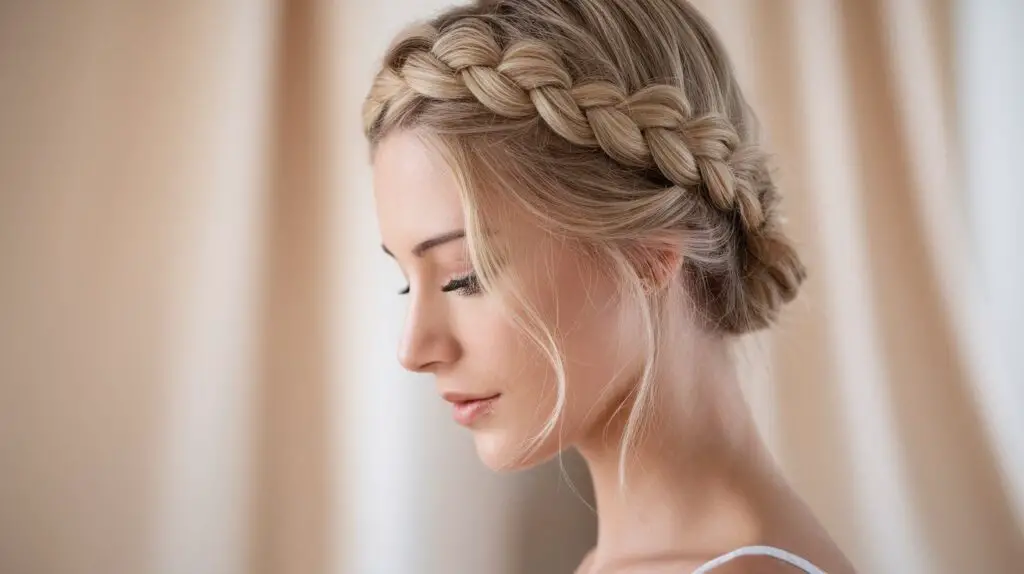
472, 428, 561, 472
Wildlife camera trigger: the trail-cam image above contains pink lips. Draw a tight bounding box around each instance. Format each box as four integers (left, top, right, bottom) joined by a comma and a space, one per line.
442, 392, 501, 426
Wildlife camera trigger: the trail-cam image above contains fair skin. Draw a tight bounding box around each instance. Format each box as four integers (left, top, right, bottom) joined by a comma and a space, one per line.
374, 131, 856, 573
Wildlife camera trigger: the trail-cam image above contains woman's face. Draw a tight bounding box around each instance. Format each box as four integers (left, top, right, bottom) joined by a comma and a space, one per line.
373, 132, 643, 470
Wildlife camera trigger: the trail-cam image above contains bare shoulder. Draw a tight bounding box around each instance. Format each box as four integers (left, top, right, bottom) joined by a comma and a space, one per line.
571, 550, 836, 574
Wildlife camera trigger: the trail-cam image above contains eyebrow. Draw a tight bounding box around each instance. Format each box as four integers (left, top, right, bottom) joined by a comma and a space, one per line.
382, 229, 466, 258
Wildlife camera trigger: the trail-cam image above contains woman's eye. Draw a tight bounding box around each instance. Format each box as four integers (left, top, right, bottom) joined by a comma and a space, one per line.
396, 273, 481, 297
441, 273, 482, 296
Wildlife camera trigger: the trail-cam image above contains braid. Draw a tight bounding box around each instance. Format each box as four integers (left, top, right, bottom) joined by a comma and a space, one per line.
364, 15, 806, 333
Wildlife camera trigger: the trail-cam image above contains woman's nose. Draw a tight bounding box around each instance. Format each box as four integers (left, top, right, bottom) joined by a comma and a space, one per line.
397, 298, 460, 373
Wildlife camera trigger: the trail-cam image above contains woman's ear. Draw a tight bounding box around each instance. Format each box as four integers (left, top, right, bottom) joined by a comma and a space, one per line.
628, 238, 685, 294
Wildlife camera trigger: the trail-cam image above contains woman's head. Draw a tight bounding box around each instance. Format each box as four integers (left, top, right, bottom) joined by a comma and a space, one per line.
366, 0, 805, 473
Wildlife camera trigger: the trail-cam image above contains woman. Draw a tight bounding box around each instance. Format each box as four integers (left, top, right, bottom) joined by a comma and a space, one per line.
364, 0, 857, 572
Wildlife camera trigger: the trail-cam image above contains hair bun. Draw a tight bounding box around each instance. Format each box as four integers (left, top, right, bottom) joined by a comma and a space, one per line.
712, 145, 806, 333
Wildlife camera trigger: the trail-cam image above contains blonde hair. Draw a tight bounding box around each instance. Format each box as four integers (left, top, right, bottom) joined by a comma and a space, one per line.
363, 0, 805, 475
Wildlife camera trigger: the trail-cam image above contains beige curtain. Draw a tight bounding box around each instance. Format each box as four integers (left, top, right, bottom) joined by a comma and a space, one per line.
1, 1, 1020, 573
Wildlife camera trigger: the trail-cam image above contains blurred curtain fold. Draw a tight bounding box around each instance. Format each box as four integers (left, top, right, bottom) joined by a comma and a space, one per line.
0, 1, 1020, 573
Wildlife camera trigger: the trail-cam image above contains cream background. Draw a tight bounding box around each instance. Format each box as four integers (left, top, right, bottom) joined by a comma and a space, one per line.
1, 1, 1021, 573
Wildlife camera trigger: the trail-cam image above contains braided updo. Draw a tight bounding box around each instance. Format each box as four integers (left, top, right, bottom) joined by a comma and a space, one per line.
364, 0, 805, 337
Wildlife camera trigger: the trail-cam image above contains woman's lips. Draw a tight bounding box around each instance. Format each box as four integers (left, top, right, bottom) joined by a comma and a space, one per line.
442, 392, 501, 426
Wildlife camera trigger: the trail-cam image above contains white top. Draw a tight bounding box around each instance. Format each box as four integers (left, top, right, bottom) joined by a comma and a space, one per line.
692, 545, 827, 573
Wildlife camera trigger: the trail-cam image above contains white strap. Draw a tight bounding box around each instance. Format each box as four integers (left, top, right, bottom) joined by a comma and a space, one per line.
690, 545, 827, 574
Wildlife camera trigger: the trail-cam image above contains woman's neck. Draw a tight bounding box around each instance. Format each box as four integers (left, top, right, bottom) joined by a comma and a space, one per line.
573, 334, 795, 570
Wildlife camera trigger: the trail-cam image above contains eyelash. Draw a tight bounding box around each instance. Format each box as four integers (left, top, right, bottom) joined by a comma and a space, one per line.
398, 272, 482, 297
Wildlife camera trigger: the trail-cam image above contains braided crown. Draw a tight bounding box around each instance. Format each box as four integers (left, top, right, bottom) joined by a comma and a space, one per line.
364, 18, 806, 333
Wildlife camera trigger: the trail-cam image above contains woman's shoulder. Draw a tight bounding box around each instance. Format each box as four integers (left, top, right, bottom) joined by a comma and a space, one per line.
573, 545, 829, 574
691, 545, 829, 574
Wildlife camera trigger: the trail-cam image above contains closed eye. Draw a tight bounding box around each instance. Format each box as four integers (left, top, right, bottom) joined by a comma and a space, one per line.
396, 273, 480, 296
441, 273, 482, 296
